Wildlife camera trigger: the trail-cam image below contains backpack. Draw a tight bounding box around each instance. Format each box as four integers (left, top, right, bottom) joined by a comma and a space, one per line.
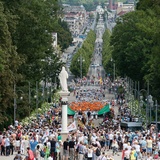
134, 151, 137, 158
78, 145, 84, 154
40, 150, 45, 158
96, 148, 101, 156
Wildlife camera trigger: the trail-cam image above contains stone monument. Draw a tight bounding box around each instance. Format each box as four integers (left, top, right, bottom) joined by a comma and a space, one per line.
58, 67, 70, 141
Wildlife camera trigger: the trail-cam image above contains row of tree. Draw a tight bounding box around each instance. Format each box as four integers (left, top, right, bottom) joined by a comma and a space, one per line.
102, 29, 113, 79
110, 0, 160, 101
70, 30, 96, 78
0, 0, 72, 129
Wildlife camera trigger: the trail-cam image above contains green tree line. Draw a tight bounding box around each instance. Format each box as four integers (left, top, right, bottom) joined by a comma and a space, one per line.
108, 0, 160, 100
102, 29, 113, 79
0, 0, 72, 129
70, 30, 96, 77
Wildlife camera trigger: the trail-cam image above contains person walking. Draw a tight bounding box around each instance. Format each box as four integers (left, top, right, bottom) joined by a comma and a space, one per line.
5, 135, 10, 156
69, 137, 75, 160
50, 138, 56, 159
77, 141, 85, 160
87, 145, 93, 160
26, 147, 35, 160
35, 145, 41, 160
1, 136, 5, 156
63, 138, 69, 160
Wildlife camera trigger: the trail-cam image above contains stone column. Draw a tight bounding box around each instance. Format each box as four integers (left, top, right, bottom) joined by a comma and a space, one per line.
59, 91, 70, 142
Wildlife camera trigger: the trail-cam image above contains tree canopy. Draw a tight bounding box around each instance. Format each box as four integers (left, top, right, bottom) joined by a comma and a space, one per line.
70, 30, 96, 77
0, 0, 72, 129
110, 0, 160, 100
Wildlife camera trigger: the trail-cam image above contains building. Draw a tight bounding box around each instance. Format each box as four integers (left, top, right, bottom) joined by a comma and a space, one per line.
116, 2, 135, 16
63, 5, 87, 37
109, 0, 113, 10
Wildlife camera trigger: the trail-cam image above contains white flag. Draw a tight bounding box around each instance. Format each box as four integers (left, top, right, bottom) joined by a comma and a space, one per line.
67, 121, 77, 132
42, 129, 50, 139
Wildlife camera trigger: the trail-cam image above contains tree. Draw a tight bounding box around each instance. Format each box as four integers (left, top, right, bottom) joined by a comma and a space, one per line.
0, 1, 22, 127
70, 30, 96, 77
0, 0, 67, 128
109, 1, 160, 101
102, 29, 113, 78
110, 11, 154, 82
52, 19, 72, 51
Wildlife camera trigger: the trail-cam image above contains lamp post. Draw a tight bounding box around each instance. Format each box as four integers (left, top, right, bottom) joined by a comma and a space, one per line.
111, 58, 115, 82
36, 81, 38, 119
46, 82, 52, 103
31, 81, 39, 120
139, 94, 153, 128
13, 84, 24, 125
78, 54, 85, 79
139, 94, 148, 129
137, 81, 150, 128
148, 95, 154, 123
28, 82, 31, 118
155, 100, 158, 141
14, 84, 17, 125
29, 81, 44, 119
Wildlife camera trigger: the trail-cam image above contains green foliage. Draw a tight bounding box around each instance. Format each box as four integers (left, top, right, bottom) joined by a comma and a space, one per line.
102, 29, 113, 78
0, 0, 71, 129
137, 0, 160, 12
110, 11, 154, 81
70, 30, 96, 77
0, 1, 22, 127
53, 19, 73, 51
109, 0, 160, 101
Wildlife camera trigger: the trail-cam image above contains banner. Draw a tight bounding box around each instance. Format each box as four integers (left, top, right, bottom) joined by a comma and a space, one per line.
67, 121, 77, 132
42, 129, 49, 139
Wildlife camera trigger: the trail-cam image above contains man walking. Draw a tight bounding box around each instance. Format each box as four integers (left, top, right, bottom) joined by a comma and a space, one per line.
63, 138, 69, 160
69, 137, 75, 160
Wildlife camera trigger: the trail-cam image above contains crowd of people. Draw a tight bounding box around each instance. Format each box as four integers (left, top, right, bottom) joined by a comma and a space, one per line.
74, 88, 106, 102
0, 78, 160, 160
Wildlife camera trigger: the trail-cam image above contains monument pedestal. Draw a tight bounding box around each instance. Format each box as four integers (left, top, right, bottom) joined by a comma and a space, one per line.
59, 91, 70, 142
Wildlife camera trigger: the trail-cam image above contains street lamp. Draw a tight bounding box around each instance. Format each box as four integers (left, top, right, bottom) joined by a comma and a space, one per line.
78, 54, 85, 79
29, 81, 45, 120
13, 84, 24, 125
139, 93, 153, 128
155, 100, 158, 141
148, 95, 154, 123
111, 58, 115, 82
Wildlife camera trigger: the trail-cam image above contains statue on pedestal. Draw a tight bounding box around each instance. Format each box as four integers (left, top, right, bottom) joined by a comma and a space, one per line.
58, 66, 68, 92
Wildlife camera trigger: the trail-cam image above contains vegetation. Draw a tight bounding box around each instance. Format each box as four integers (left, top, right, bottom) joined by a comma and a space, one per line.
0, 0, 72, 129
109, 0, 160, 101
102, 29, 113, 79
70, 30, 96, 78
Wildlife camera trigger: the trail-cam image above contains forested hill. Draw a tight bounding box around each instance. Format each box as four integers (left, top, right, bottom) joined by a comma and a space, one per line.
61, 0, 107, 11
60, 0, 127, 11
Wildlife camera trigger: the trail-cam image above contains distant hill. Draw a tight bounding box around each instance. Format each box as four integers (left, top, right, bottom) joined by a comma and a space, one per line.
60, 0, 128, 11
61, 0, 127, 5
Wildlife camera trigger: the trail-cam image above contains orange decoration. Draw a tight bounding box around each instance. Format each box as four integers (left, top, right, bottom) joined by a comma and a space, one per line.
70, 101, 106, 111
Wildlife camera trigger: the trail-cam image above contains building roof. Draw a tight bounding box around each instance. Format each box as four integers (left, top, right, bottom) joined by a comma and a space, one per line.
63, 5, 86, 13
117, 10, 127, 16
